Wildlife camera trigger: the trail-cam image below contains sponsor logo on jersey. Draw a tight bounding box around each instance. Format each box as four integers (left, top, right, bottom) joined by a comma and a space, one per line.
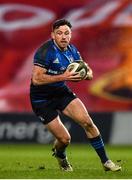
53, 58, 59, 64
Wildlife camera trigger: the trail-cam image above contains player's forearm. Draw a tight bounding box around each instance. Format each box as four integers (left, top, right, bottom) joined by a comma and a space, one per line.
32, 73, 65, 85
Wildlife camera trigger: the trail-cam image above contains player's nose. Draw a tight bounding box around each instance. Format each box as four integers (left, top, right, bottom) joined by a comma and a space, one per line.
62, 34, 66, 39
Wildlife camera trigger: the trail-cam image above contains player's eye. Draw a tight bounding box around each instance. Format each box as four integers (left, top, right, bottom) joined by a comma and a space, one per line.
56, 31, 62, 35
65, 31, 70, 35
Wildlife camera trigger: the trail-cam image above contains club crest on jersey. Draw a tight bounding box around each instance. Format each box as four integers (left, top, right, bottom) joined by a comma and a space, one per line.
69, 57, 74, 63
53, 58, 59, 64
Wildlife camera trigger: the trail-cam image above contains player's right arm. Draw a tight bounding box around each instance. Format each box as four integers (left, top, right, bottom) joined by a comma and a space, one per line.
32, 65, 82, 85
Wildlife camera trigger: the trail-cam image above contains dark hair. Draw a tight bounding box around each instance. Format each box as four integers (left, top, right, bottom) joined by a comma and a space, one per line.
52, 19, 72, 31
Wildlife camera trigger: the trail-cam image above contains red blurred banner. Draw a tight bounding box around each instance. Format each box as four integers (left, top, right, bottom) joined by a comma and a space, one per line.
0, 0, 132, 112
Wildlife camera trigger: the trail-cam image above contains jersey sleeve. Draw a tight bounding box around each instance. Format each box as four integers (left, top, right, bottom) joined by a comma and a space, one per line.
33, 45, 51, 69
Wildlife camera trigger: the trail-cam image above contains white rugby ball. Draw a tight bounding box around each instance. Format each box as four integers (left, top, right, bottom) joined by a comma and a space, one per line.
67, 60, 88, 79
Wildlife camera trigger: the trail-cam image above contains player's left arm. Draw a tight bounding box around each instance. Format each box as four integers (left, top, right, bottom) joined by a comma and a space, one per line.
74, 59, 93, 80
77, 57, 93, 80
75, 58, 93, 80
72, 45, 93, 80
85, 66, 93, 80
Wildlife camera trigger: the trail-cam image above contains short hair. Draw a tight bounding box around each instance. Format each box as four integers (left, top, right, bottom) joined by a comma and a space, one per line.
52, 19, 72, 31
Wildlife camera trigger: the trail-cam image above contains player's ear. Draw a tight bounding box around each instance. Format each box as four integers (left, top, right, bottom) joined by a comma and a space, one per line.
51, 32, 55, 40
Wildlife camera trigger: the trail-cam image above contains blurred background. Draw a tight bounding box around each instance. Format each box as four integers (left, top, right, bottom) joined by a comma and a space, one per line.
0, 0, 132, 145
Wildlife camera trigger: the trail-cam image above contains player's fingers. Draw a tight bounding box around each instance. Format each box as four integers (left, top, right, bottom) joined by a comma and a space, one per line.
69, 75, 82, 81
71, 72, 79, 76
71, 73, 81, 78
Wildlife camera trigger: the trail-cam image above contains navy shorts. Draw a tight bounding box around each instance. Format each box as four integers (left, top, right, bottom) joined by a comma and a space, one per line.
30, 86, 76, 124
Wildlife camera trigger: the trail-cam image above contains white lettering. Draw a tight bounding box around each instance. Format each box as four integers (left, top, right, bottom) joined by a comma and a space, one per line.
0, 121, 71, 144
113, 4, 132, 26
66, 1, 120, 29
0, 4, 55, 31
37, 125, 53, 144
14, 122, 27, 139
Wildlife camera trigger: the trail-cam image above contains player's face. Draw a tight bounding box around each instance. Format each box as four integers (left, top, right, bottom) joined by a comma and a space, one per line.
51, 25, 72, 50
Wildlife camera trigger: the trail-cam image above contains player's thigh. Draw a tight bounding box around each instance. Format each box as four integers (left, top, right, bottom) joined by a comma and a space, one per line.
62, 98, 93, 125
46, 116, 71, 143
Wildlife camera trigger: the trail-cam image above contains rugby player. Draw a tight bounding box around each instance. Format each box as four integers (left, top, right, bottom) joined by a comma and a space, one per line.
30, 19, 121, 172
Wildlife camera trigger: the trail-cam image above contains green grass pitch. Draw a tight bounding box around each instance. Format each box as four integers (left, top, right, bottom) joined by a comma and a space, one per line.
0, 144, 131, 179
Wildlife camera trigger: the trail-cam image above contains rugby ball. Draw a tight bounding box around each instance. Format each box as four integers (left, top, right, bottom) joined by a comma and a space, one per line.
67, 60, 88, 79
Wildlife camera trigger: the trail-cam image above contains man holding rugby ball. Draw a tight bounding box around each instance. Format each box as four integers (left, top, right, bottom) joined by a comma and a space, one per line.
30, 19, 121, 172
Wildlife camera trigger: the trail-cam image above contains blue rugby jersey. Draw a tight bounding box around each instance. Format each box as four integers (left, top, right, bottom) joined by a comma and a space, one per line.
30, 39, 81, 101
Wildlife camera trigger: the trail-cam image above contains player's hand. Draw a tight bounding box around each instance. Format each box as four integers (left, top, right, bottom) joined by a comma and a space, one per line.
62, 69, 82, 82
84, 66, 93, 80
